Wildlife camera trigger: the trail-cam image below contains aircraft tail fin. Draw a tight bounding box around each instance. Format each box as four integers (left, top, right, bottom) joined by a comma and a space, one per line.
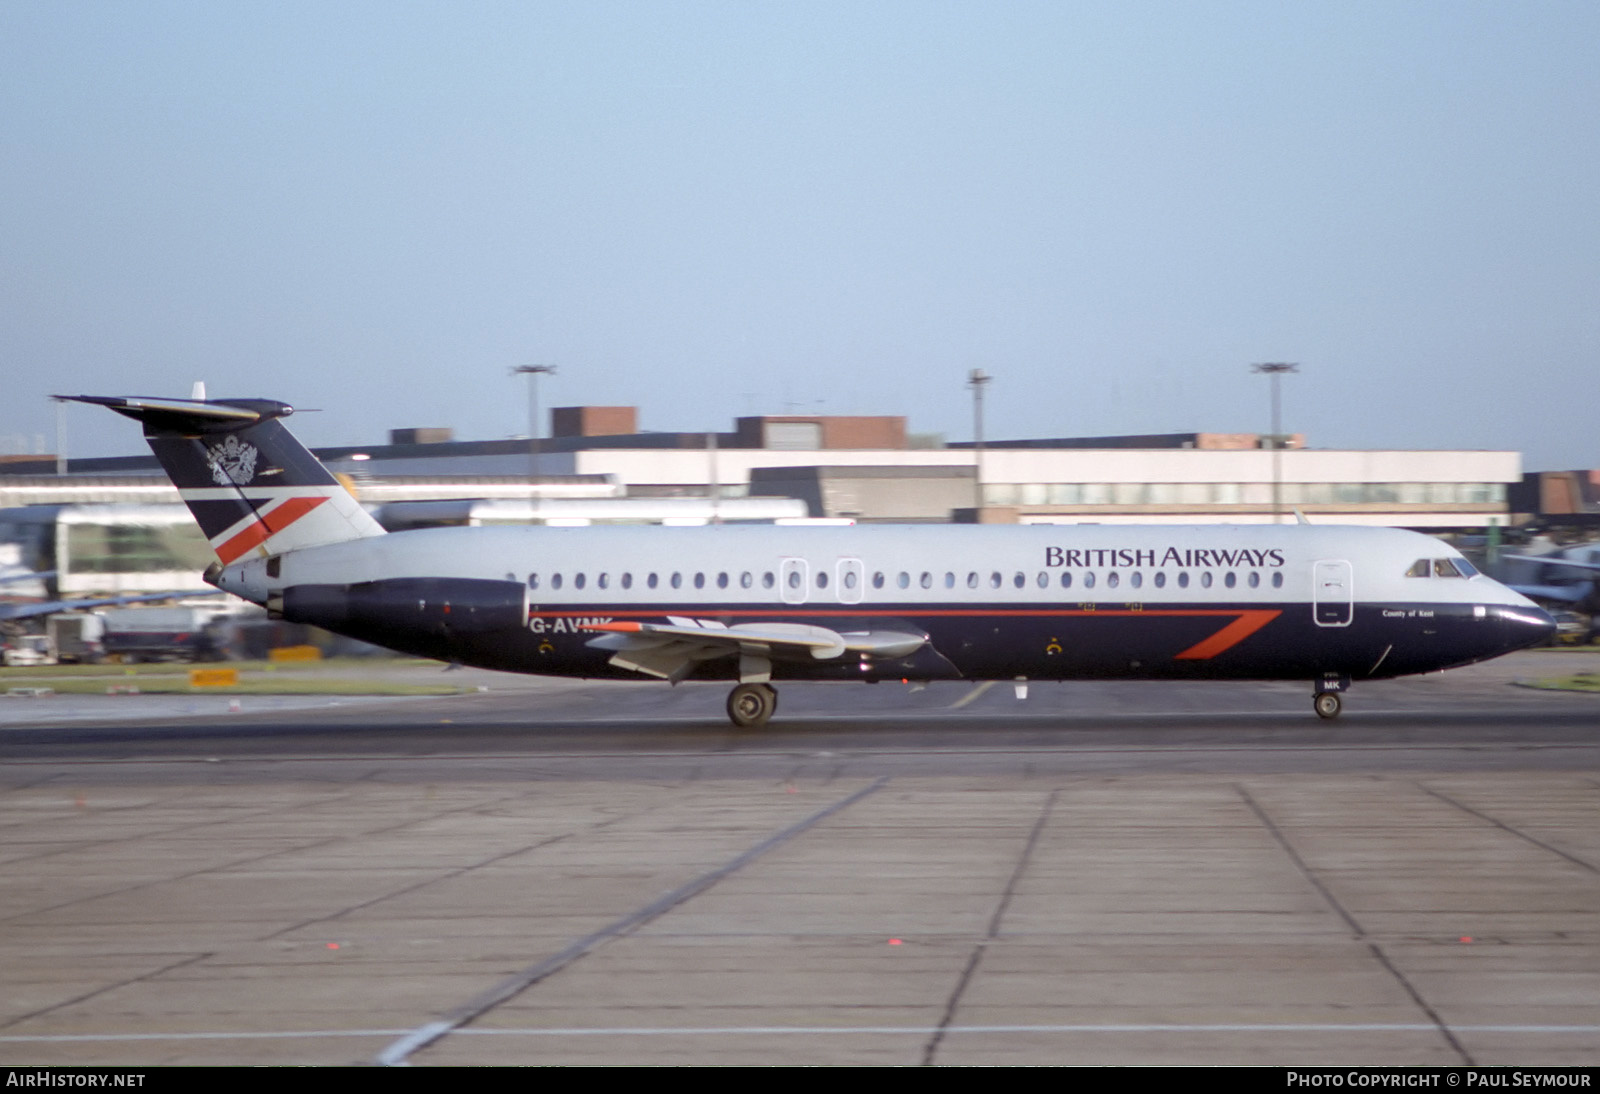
57, 395, 385, 565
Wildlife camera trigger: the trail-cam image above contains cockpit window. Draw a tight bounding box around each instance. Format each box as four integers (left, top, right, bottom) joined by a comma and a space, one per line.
1405, 559, 1430, 577
1433, 559, 1462, 578
1453, 557, 1479, 578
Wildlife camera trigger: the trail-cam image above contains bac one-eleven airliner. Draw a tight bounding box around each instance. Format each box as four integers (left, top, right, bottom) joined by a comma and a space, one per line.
62, 394, 1555, 726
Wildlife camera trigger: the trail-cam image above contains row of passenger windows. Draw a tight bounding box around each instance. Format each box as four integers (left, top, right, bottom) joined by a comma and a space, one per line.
527, 569, 1287, 592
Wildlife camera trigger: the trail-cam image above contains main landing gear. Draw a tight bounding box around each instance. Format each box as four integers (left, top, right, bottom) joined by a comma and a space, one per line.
727, 683, 778, 728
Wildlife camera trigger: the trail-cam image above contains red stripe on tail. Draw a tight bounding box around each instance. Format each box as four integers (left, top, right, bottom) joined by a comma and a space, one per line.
213, 496, 330, 564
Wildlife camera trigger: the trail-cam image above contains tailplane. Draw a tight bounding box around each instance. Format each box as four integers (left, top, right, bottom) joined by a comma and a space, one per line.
57, 395, 384, 564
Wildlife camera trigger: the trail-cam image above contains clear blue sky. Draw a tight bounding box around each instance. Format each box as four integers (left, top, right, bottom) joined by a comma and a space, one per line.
3, 1, 1596, 469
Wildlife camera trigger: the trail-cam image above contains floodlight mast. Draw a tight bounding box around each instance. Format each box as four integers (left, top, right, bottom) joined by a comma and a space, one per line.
968, 368, 991, 515
1251, 362, 1298, 524
513, 363, 558, 520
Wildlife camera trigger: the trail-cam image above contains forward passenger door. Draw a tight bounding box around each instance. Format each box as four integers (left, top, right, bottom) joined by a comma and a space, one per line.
1313, 559, 1353, 627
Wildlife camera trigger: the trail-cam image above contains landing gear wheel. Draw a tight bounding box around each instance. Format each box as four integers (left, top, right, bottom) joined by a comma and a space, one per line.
727, 683, 778, 728
1313, 692, 1342, 720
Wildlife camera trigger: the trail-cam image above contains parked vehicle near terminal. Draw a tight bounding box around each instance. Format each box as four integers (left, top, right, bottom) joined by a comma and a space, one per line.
100, 606, 230, 663
1547, 610, 1594, 646
47, 611, 106, 663
1, 633, 54, 667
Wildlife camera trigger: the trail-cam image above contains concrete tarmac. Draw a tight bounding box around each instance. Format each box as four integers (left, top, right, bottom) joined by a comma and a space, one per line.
1, 650, 1597, 1066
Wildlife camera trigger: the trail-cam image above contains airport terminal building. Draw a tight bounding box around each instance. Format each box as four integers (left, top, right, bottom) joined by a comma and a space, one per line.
0, 406, 1526, 597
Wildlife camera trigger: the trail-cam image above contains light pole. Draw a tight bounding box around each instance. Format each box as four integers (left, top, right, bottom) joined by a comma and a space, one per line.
1251, 362, 1298, 524
967, 368, 991, 516
512, 363, 557, 520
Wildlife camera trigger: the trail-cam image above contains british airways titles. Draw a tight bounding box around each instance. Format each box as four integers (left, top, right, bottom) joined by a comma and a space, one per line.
1044, 546, 1287, 569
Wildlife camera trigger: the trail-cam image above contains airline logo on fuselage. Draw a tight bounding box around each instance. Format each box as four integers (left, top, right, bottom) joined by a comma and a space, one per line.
1045, 546, 1286, 569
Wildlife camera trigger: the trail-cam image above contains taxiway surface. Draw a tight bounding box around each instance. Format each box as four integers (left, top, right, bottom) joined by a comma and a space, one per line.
2, 651, 1597, 1065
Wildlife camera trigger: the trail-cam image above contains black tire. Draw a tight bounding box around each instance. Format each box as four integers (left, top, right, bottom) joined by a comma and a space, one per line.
727, 683, 776, 728
1314, 692, 1342, 720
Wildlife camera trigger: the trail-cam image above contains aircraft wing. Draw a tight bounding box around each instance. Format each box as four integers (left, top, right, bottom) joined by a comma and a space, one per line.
0, 570, 56, 587
1503, 555, 1600, 574
1508, 584, 1590, 606
583, 617, 927, 681
0, 591, 211, 623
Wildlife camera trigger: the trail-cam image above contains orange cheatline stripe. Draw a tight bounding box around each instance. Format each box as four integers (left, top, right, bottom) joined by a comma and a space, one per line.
584, 621, 643, 632
1173, 610, 1281, 659
213, 496, 329, 564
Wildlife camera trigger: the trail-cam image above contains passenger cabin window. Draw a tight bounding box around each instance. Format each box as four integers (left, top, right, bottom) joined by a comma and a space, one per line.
552, 573, 563, 589
527, 573, 539, 590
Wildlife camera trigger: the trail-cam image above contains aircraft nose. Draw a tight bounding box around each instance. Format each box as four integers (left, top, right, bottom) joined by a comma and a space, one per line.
1496, 604, 1557, 651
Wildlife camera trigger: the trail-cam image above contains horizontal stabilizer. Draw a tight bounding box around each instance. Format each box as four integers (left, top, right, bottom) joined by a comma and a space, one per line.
54, 394, 291, 429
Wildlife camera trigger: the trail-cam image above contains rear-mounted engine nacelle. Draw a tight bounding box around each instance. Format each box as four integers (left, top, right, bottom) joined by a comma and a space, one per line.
280, 577, 528, 637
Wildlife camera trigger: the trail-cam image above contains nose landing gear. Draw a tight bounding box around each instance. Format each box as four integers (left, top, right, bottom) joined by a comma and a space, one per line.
727, 682, 778, 728
1313, 672, 1350, 719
